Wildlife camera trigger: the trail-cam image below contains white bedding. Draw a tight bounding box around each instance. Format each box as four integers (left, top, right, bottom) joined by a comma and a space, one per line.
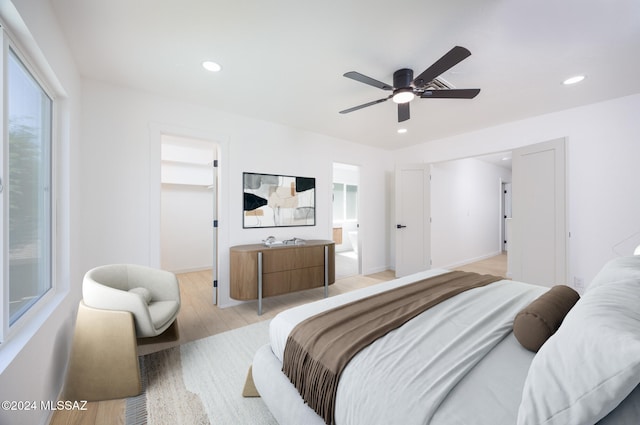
265, 269, 547, 425
270, 269, 453, 362
333, 279, 545, 425
254, 265, 640, 425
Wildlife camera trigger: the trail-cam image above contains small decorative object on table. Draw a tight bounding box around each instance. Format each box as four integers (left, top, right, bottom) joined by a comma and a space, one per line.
284, 237, 306, 245
263, 236, 306, 247
262, 236, 282, 247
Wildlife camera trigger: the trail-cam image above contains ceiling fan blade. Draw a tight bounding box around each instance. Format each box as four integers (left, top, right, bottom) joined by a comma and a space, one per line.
398, 102, 410, 122
413, 46, 472, 87
344, 71, 394, 91
420, 88, 481, 99
339, 96, 391, 114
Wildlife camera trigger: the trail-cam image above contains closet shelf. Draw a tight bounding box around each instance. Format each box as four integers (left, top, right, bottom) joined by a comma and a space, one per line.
160, 159, 213, 168
161, 181, 212, 189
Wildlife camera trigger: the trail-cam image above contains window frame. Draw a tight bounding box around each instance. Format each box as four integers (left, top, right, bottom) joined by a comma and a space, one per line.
0, 26, 58, 343
332, 182, 359, 223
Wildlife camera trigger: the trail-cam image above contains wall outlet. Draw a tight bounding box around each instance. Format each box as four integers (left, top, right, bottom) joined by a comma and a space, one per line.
573, 276, 584, 289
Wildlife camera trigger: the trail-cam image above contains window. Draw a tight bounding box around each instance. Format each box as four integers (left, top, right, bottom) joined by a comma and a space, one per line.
1, 37, 54, 338
345, 184, 358, 221
332, 183, 358, 222
332, 183, 345, 221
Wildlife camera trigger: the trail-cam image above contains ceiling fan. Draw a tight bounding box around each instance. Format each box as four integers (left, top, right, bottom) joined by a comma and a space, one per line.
339, 46, 480, 122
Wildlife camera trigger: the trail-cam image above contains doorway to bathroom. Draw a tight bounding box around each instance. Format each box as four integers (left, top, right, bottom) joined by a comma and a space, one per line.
332, 163, 361, 278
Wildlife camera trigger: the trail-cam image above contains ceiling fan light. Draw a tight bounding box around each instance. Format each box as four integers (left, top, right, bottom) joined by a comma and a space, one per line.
392, 89, 415, 104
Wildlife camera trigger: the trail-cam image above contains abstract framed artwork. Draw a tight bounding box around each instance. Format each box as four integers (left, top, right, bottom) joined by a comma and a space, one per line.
243, 172, 316, 228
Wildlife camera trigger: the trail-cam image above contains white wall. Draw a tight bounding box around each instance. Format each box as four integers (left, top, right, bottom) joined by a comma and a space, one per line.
394, 93, 640, 288
161, 185, 214, 272
78, 80, 393, 308
431, 158, 511, 268
0, 1, 81, 425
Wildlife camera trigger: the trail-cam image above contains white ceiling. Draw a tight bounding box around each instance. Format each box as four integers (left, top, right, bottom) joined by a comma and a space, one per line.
49, 0, 640, 150
476, 151, 512, 170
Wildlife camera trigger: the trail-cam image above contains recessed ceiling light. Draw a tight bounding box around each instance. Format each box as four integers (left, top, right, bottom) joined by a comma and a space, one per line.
202, 61, 222, 72
397, 128, 408, 134
562, 75, 585, 85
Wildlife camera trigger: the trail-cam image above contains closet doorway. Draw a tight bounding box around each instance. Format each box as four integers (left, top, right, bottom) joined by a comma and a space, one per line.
160, 134, 219, 303
332, 163, 361, 278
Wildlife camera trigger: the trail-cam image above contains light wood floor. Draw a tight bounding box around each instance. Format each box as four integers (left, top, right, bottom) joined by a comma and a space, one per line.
454, 252, 508, 278
49, 253, 507, 425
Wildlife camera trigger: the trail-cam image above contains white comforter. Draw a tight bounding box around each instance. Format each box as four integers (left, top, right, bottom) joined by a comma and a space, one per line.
269, 269, 547, 425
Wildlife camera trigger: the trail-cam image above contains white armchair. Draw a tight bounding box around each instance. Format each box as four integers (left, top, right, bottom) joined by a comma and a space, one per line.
82, 264, 181, 337
65, 264, 181, 401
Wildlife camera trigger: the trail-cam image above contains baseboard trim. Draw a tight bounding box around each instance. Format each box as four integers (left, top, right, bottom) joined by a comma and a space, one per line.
437, 251, 503, 270
169, 266, 213, 274
362, 265, 391, 275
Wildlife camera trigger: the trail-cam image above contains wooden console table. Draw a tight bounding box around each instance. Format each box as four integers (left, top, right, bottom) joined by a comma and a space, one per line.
230, 240, 335, 314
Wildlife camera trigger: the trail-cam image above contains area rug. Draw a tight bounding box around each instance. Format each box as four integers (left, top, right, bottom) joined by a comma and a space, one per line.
126, 320, 277, 425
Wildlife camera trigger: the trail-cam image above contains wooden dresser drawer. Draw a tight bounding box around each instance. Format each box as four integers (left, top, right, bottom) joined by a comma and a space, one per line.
229, 240, 335, 303
262, 245, 325, 273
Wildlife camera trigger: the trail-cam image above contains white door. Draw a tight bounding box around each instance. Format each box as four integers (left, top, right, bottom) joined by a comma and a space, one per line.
502, 182, 512, 251
395, 164, 431, 277
511, 138, 566, 286
211, 157, 219, 305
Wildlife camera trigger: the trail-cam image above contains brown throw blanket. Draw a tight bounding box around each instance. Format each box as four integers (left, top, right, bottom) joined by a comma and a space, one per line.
282, 270, 503, 425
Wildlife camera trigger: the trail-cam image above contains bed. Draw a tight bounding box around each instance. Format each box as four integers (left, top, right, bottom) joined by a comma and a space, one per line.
252, 258, 640, 425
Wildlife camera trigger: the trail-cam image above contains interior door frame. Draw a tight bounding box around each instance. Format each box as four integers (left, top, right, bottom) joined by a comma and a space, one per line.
331, 162, 362, 277
149, 123, 229, 306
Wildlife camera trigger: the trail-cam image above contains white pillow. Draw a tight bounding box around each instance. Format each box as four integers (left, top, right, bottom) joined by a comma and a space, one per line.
129, 286, 152, 304
587, 256, 640, 292
598, 383, 640, 424
517, 278, 640, 425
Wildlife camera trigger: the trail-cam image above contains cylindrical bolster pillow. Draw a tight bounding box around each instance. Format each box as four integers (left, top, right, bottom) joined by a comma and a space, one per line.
513, 285, 580, 352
